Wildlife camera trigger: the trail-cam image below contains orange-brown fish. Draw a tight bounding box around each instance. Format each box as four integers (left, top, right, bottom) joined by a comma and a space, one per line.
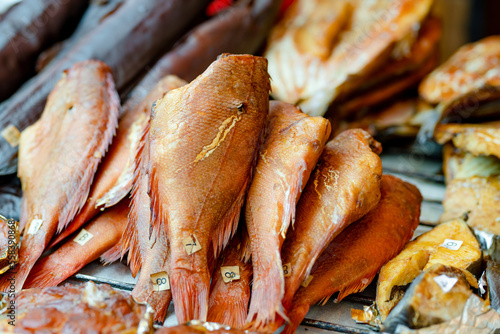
145, 54, 269, 322
0, 60, 119, 291
244, 101, 331, 330
281, 129, 383, 310
282, 175, 422, 333
23, 199, 129, 289
49, 75, 187, 248
207, 231, 252, 329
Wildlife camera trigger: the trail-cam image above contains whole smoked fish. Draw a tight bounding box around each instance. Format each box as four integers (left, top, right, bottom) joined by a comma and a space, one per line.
49, 75, 187, 248
281, 129, 383, 309
0, 0, 208, 175
244, 101, 331, 330
0, 60, 120, 291
207, 231, 252, 329
283, 175, 422, 333
145, 54, 269, 322
23, 199, 129, 289
122, 0, 281, 113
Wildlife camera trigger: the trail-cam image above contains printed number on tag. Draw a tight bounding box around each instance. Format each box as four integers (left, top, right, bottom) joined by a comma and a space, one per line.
151, 272, 170, 291
441, 239, 463, 251
301, 275, 314, 288
27, 219, 43, 235
433, 274, 458, 293
73, 229, 94, 246
182, 235, 202, 255
1, 124, 21, 147
221, 266, 240, 283
282, 263, 292, 277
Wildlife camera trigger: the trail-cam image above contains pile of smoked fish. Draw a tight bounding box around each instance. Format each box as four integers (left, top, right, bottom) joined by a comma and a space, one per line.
0, 0, 500, 333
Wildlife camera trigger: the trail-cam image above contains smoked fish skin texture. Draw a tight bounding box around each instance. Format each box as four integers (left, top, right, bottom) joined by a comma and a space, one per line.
281, 128, 383, 309
147, 54, 269, 323
1, 60, 119, 292
283, 174, 422, 334
245, 101, 331, 330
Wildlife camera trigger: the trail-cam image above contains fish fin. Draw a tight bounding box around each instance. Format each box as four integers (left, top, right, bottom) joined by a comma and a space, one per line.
120, 219, 141, 277
211, 181, 246, 258
336, 272, 377, 302
240, 226, 252, 263
246, 250, 289, 330
23, 257, 66, 289
208, 291, 248, 329
100, 242, 123, 265
132, 284, 172, 324
170, 268, 210, 323
56, 72, 120, 233
280, 163, 307, 237
281, 303, 310, 334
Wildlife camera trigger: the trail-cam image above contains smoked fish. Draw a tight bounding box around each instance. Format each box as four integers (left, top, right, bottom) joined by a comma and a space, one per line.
281, 129, 383, 309
244, 101, 330, 330
208, 231, 252, 329
0, 0, 87, 101
122, 0, 281, 113
283, 175, 422, 334
49, 75, 187, 248
23, 199, 129, 289
0, 0, 209, 175
144, 54, 269, 322
0, 60, 120, 292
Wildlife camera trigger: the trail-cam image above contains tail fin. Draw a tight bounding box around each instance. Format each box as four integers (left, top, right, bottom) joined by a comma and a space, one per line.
23, 257, 68, 289
170, 268, 210, 323
207, 291, 248, 329
281, 303, 310, 334
132, 277, 172, 324
246, 252, 289, 331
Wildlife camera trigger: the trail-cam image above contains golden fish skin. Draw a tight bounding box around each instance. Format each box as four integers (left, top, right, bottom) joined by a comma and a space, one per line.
244, 101, 330, 330
49, 75, 187, 248
1, 60, 119, 292
281, 129, 383, 310
23, 199, 129, 289
207, 231, 252, 329
145, 54, 269, 322
266, 0, 433, 116
283, 175, 422, 334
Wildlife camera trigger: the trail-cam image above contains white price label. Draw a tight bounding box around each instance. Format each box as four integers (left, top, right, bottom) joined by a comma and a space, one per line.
150, 272, 170, 291
441, 239, 463, 250
301, 275, 314, 288
73, 229, 94, 246
27, 219, 43, 235
282, 263, 292, 277
182, 235, 202, 255
433, 274, 458, 293
221, 266, 240, 283
1, 124, 21, 147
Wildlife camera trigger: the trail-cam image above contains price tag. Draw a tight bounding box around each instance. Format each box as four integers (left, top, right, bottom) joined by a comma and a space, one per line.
282, 263, 292, 277
73, 229, 94, 246
182, 235, 202, 255
441, 239, 463, 251
221, 266, 240, 283
433, 274, 458, 293
1, 124, 21, 147
27, 219, 43, 235
150, 272, 170, 291
301, 275, 314, 288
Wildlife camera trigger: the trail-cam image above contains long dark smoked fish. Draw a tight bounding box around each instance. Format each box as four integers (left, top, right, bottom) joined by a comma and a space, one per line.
0, 0, 209, 175
0, 60, 120, 291
0, 0, 88, 102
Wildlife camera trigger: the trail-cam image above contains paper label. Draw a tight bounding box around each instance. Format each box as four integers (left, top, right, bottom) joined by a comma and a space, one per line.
433, 274, 458, 293
221, 266, 240, 283
1, 124, 21, 147
441, 239, 463, 251
301, 275, 314, 288
150, 272, 170, 291
27, 219, 43, 235
182, 235, 202, 255
73, 229, 94, 246
282, 263, 292, 277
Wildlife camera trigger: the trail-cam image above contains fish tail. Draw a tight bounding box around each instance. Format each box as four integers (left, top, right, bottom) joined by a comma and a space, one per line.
0, 239, 44, 291
171, 268, 210, 323
100, 242, 122, 265
207, 293, 248, 329
132, 280, 172, 324
246, 255, 289, 330
23, 257, 68, 289
282, 303, 310, 334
